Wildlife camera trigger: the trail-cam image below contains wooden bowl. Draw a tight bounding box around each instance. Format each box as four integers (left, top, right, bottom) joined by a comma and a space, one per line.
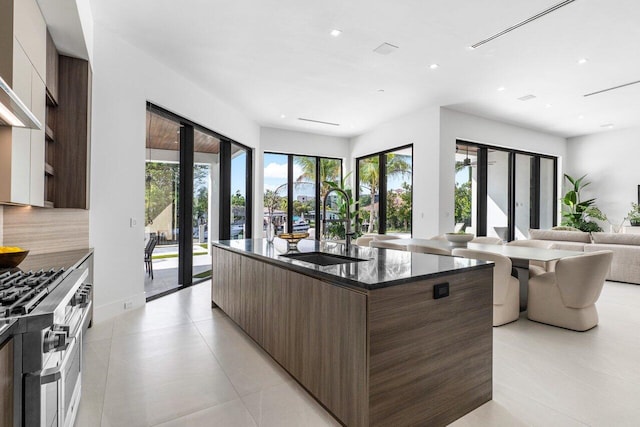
0, 250, 29, 268
278, 232, 310, 249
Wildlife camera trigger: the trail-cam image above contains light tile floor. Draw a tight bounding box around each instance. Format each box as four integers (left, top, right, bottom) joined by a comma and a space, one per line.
77, 280, 640, 426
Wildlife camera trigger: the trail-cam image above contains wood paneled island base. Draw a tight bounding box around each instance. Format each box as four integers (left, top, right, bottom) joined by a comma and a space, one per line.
212, 241, 493, 426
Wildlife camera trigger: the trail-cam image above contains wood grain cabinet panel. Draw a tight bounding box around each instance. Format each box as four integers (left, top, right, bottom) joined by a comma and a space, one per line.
368, 268, 493, 426
210, 246, 221, 307
0, 338, 14, 427
213, 246, 493, 427
262, 263, 290, 366
45, 29, 58, 103
216, 248, 230, 312
227, 253, 242, 324
289, 273, 368, 427
239, 256, 264, 345
55, 55, 91, 209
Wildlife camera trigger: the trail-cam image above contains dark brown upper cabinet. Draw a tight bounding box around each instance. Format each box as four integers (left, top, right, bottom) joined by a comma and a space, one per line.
55, 55, 91, 209
45, 29, 58, 105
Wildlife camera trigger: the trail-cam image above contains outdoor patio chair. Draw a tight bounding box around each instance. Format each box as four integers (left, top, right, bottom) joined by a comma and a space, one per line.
144, 235, 158, 279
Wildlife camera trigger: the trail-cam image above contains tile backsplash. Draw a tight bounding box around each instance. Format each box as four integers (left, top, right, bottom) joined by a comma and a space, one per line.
2, 206, 89, 254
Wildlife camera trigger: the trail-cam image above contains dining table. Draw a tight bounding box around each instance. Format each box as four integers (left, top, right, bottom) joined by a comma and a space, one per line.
380, 238, 584, 310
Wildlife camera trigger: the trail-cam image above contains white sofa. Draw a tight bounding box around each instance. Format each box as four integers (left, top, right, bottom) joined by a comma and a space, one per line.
527, 229, 640, 285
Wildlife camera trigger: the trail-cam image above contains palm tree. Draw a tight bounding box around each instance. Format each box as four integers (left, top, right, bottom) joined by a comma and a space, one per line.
359, 154, 411, 233
294, 157, 342, 199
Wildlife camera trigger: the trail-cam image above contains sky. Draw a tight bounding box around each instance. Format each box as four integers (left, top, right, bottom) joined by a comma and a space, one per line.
231, 152, 247, 196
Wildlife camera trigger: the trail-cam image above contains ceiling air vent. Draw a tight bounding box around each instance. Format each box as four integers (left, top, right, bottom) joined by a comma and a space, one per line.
470, 0, 577, 49
298, 118, 340, 127
584, 80, 640, 97
373, 42, 399, 55
517, 94, 537, 101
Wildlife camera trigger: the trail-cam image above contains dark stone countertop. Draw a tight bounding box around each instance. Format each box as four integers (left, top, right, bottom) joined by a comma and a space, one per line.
17, 248, 94, 273
213, 239, 493, 291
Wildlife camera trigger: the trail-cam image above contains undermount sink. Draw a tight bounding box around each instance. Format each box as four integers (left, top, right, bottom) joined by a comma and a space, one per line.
280, 252, 368, 266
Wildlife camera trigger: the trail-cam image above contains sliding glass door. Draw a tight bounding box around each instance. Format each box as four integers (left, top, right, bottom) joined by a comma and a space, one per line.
145, 103, 252, 300
192, 128, 219, 280
457, 140, 557, 242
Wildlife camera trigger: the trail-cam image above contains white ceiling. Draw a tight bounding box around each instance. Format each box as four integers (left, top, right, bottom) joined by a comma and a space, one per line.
88, 0, 640, 138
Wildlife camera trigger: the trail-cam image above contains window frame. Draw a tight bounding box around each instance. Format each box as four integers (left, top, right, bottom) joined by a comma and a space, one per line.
355, 144, 414, 236
263, 151, 343, 240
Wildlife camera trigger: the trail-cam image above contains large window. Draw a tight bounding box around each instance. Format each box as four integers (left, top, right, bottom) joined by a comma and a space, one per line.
455, 140, 557, 241
356, 145, 413, 236
263, 152, 342, 240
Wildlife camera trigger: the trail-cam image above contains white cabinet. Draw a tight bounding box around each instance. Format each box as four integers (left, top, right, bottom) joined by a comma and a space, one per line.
0, 0, 46, 207
13, 0, 46, 81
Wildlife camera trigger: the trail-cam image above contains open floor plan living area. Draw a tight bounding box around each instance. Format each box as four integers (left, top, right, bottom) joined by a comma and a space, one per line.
1, 0, 640, 426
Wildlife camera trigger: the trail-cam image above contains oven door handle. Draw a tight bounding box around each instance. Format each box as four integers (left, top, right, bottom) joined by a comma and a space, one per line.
40, 336, 77, 384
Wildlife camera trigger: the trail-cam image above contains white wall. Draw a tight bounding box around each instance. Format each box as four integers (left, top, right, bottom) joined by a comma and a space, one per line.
261, 127, 349, 159
91, 23, 260, 321
440, 108, 567, 234
567, 127, 640, 227
350, 106, 441, 238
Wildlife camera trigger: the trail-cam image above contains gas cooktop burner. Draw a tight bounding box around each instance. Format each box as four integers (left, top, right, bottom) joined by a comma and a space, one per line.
0, 268, 65, 317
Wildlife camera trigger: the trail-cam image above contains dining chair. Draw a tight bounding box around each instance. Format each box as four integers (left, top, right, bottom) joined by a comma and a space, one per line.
452, 248, 519, 326
527, 250, 613, 331
507, 239, 554, 276
369, 240, 405, 250
471, 236, 503, 245
407, 244, 451, 255
355, 236, 375, 247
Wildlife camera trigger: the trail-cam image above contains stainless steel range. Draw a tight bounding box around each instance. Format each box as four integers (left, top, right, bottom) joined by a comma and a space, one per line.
0, 250, 93, 427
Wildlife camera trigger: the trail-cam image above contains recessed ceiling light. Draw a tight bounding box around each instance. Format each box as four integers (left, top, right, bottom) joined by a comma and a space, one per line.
280, 114, 286, 119
330, 29, 342, 37
429, 63, 439, 70
545, 103, 552, 108
601, 123, 614, 128
578, 115, 584, 119
497, 86, 506, 92
578, 58, 589, 65
377, 89, 385, 93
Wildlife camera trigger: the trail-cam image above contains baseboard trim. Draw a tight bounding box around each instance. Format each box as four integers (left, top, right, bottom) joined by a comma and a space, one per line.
93, 292, 146, 322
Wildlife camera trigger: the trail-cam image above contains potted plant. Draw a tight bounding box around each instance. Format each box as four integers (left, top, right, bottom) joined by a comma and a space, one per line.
628, 202, 640, 226
561, 174, 607, 232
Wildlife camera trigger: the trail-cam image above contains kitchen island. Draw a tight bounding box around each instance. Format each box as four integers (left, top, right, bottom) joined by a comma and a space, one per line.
211, 239, 494, 426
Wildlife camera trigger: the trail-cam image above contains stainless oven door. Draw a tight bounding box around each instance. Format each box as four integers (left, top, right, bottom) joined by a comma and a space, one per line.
39, 331, 82, 427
